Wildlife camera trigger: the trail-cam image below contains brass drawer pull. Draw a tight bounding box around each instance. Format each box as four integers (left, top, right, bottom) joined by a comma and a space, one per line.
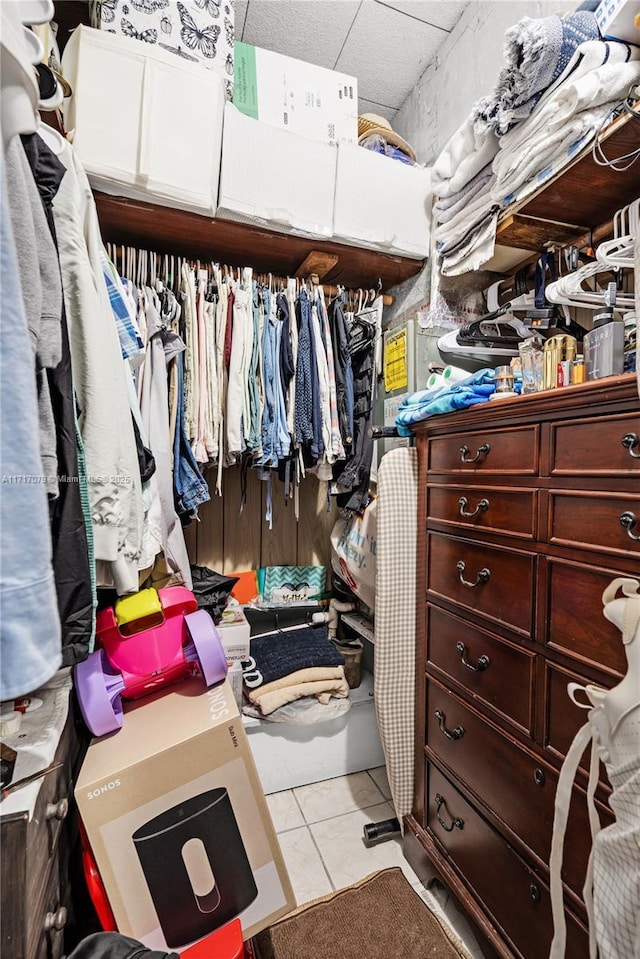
621, 432, 640, 459
434, 708, 465, 741
44, 907, 67, 932
434, 793, 464, 832
458, 496, 489, 518
459, 442, 490, 464
455, 641, 490, 672
457, 560, 490, 588
620, 511, 640, 542
45, 798, 69, 821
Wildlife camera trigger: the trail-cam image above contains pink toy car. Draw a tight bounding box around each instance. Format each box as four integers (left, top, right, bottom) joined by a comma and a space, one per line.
74, 586, 228, 737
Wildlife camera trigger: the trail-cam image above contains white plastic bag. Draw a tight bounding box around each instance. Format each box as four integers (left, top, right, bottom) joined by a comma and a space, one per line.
330, 498, 377, 609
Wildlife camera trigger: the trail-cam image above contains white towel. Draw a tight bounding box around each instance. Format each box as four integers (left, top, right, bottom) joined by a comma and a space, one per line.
435, 181, 497, 250
441, 212, 499, 277
431, 116, 499, 198
433, 164, 494, 224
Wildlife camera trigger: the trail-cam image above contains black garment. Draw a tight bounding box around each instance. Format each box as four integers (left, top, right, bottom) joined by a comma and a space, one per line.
131, 415, 156, 484
333, 310, 376, 512
65, 932, 178, 959
328, 292, 354, 454
21, 133, 93, 664
277, 292, 294, 411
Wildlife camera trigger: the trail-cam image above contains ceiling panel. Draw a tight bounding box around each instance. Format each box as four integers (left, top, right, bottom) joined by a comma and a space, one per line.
357, 97, 397, 122
240, 0, 361, 69
335, 1, 443, 108
374, 0, 468, 32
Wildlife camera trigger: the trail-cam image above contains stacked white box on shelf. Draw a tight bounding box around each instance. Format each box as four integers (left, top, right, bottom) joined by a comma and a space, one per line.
216, 102, 336, 238
233, 41, 357, 145
333, 144, 432, 258
595, 0, 640, 43
62, 25, 225, 215
89, 0, 236, 98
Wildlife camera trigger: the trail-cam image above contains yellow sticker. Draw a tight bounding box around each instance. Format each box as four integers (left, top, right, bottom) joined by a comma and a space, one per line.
384, 329, 408, 392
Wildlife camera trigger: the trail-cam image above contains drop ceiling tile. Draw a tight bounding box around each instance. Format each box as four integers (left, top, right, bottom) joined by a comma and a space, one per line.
374, 0, 468, 32
241, 0, 361, 70
336, 1, 442, 107
358, 97, 397, 122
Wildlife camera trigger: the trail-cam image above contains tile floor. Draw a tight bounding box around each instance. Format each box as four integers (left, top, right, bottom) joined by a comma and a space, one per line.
266, 767, 487, 959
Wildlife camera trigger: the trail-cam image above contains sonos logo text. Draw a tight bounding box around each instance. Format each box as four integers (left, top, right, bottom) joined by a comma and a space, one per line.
87, 779, 121, 800
208, 687, 229, 723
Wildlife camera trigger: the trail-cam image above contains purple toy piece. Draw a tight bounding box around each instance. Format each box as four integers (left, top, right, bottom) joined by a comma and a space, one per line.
74, 649, 127, 737
184, 610, 228, 687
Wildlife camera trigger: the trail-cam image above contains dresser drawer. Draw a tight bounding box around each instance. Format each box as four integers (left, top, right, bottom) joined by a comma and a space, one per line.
28, 855, 69, 959
426, 605, 535, 734
427, 532, 535, 637
547, 491, 640, 560
427, 484, 536, 539
426, 764, 589, 959
543, 557, 627, 677
543, 661, 611, 792
426, 681, 611, 898
428, 425, 538, 475
548, 412, 640, 477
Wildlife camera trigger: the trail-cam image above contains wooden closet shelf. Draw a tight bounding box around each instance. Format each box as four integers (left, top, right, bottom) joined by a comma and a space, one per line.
94, 193, 425, 291
496, 110, 640, 251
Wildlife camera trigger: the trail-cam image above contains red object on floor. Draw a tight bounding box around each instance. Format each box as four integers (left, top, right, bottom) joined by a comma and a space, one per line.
79, 818, 117, 932
180, 919, 245, 958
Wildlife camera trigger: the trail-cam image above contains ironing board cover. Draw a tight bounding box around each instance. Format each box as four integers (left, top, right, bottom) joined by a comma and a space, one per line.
549, 579, 640, 959
374, 447, 417, 826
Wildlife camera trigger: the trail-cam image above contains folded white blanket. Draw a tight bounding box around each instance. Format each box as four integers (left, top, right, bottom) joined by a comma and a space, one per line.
432, 116, 499, 198
435, 184, 497, 252
433, 164, 494, 224
534, 39, 637, 113
441, 212, 499, 277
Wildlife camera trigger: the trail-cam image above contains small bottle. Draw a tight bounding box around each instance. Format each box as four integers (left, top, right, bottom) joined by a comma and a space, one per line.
570, 354, 586, 384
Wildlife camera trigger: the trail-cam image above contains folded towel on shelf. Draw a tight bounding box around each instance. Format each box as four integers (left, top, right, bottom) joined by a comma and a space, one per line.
435, 185, 498, 254
243, 625, 345, 689
440, 210, 500, 277
472, 10, 600, 136
431, 116, 499, 198
533, 39, 638, 113
492, 57, 640, 204
246, 666, 347, 702
395, 370, 496, 434
248, 668, 350, 716
433, 164, 494, 224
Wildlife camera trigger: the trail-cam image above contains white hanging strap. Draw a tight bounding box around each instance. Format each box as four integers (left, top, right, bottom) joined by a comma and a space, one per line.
582, 737, 603, 959
549, 721, 595, 959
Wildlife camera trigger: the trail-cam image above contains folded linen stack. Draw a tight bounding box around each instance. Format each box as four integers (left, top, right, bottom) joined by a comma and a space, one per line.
430, 4, 638, 277
242, 625, 349, 716
395, 369, 496, 435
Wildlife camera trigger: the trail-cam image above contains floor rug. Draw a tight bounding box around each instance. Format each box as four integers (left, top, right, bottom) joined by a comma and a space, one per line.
251, 866, 473, 959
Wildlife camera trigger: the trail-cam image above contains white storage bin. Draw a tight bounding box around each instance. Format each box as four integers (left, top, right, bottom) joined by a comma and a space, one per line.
62, 25, 225, 215
216, 103, 336, 239
333, 144, 432, 258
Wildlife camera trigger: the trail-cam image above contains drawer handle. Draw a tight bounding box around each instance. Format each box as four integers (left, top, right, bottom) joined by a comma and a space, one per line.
434, 793, 464, 832
620, 511, 640, 542
455, 641, 490, 672
46, 798, 69, 821
434, 708, 465, 741
459, 442, 490, 464
530, 883, 541, 903
458, 496, 489, 518
621, 432, 640, 459
533, 768, 546, 787
44, 907, 67, 932
456, 561, 490, 588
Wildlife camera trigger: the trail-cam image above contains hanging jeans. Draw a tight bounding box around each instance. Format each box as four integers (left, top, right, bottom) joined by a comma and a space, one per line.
173, 350, 210, 520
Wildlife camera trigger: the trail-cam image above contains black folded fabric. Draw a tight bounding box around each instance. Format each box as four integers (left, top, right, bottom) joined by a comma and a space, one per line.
66, 932, 178, 959
246, 625, 345, 688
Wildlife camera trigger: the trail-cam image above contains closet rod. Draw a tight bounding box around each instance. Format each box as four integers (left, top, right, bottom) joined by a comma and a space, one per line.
106, 243, 393, 306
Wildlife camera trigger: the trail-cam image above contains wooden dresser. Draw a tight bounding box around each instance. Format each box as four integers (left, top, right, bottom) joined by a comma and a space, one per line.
403, 373, 640, 959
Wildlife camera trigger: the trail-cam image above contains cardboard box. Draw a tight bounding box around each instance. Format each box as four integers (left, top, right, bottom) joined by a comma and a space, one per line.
62, 26, 225, 215
218, 607, 251, 662
217, 103, 336, 238
333, 143, 432, 258
76, 677, 293, 950
233, 41, 357, 145
595, 0, 640, 43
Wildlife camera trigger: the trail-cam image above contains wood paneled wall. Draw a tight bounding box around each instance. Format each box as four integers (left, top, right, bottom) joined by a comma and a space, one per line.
185, 468, 338, 574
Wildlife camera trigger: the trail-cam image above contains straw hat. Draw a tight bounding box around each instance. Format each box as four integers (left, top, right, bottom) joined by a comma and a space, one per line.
357, 113, 416, 163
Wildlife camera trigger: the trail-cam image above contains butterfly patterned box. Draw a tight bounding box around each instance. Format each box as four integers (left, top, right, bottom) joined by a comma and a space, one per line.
62, 24, 225, 214
89, 0, 235, 98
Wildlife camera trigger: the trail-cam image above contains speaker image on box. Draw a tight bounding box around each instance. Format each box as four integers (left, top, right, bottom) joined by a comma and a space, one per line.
132, 788, 258, 948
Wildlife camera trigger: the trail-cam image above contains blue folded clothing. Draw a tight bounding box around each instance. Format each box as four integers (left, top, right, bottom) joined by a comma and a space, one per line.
245, 625, 345, 688
395, 369, 496, 435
